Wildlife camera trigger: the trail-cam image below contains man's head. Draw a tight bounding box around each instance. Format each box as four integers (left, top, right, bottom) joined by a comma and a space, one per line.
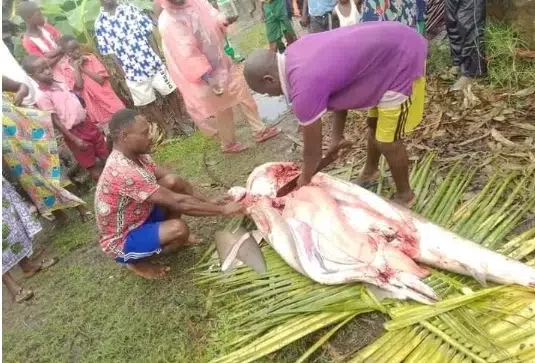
243, 49, 283, 96
99, 0, 118, 10
22, 55, 54, 84
109, 109, 152, 155
58, 35, 82, 59
17, 1, 45, 27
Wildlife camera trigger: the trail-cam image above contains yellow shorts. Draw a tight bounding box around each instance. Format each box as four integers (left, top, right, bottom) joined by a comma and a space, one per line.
367, 76, 426, 143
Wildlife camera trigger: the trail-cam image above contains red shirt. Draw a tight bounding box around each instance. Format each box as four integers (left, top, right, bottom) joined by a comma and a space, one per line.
95, 150, 160, 258
22, 24, 61, 56
60, 54, 125, 125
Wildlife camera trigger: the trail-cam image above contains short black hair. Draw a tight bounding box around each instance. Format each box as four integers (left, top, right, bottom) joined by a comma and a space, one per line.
109, 108, 138, 140
58, 35, 77, 48
17, 1, 39, 21
21, 54, 41, 74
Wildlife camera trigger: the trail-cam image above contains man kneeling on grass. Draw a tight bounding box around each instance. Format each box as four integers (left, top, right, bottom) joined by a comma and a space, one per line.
95, 109, 245, 279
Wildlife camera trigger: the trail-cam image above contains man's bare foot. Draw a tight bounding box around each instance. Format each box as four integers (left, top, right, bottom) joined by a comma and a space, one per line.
393, 190, 416, 208
354, 170, 380, 188
126, 262, 170, 280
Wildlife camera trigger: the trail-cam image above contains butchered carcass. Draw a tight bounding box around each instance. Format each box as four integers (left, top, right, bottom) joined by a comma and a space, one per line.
226, 162, 535, 304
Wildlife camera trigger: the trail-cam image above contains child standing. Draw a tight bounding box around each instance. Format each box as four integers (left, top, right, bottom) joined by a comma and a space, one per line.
333, 0, 361, 27
58, 36, 125, 135
17, 2, 68, 80
23, 55, 110, 181
260, 0, 297, 53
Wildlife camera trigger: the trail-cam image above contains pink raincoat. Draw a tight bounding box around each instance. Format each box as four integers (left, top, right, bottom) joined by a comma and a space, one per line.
159, 0, 263, 136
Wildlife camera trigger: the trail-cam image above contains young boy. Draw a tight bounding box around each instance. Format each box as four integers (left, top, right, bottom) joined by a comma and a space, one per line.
17, 2, 67, 80
23, 55, 110, 181
58, 35, 125, 135
94, 0, 181, 136
260, 0, 297, 53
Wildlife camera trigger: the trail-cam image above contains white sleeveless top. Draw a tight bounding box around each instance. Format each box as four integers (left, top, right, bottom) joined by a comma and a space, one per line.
334, 1, 360, 27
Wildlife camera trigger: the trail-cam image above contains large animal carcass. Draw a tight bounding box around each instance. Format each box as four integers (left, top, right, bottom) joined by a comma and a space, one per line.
225, 162, 535, 304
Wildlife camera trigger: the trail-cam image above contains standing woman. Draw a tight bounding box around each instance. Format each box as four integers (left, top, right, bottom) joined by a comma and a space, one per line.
2, 176, 57, 303
158, 0, 280, 153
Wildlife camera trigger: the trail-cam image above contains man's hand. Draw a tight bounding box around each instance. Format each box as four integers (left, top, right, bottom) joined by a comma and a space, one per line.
222, 201, 245, 216
206, 77, 224, 95
210, 195, 234, 205
299, 14, 309, 27
14, 84, 29, 106
296, 173, 311, 188
72, 137, 89, 151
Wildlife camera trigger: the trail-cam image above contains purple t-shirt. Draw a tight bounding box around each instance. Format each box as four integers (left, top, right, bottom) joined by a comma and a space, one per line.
284, 22, 428, 125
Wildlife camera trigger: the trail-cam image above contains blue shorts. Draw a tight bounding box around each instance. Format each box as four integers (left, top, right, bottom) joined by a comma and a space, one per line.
115, 206, 166, 264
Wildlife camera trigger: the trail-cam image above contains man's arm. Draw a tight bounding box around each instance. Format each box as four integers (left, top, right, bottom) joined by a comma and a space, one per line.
154, 165, 214, 203
298, 120, 323, 187
147, 187, 243, 217
300, 0, 309, 26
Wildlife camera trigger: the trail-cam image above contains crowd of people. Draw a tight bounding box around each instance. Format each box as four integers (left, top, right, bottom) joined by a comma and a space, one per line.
2, 0, 487, 291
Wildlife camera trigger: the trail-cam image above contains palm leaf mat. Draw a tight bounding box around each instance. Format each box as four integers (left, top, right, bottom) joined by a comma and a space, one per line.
195, 154, 535, 363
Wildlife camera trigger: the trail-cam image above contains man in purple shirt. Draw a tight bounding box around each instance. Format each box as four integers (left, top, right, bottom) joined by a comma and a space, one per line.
244, 22, 427, 206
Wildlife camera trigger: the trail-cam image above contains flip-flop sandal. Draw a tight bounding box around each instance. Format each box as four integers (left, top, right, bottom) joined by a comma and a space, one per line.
24, 258, 58, 278
222, 142, 249, 154
80, 211, 93, 223
14, 288, 34, 303
356, 179, 379, 190
255, 128, 281, 143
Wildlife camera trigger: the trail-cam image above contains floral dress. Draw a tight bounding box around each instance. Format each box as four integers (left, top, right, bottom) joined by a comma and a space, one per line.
2, 177, 41, 274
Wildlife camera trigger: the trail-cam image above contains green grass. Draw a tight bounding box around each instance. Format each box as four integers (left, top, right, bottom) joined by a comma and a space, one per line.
152, 132, 219, 180
486, 22, 535, 89
232, 23, 268, 57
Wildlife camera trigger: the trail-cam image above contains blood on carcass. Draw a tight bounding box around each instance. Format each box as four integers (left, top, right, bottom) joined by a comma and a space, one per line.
266, 164, 301, 188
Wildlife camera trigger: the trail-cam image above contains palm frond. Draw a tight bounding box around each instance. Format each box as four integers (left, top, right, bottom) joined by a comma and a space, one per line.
195, 154, 535, 362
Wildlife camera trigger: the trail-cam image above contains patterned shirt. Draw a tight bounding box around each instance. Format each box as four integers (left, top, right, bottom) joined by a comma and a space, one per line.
95, 150, 160, 258
94, 2, 163, 82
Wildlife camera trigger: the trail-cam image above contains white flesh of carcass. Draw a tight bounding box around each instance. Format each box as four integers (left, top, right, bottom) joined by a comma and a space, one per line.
228, 162, 535, 304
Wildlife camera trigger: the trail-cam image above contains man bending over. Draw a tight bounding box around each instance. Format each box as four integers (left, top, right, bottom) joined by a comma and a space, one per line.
243, 22, 427, 206
95, 109, 244, 279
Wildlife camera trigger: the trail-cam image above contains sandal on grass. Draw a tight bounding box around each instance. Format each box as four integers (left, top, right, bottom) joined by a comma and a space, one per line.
14, 288, 34, 303
23, 258, 59, 278
255, 127, 281, 143
222, 142, 249, 154
80, 211, 93, 223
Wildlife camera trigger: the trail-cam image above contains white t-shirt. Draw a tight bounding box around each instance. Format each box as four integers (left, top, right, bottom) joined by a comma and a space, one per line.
1, 41, 40, 106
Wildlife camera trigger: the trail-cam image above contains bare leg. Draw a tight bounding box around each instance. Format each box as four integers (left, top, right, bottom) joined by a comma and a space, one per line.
76, 205, 92, 223
88, 166, 103, 181
377, 140, 413, 204
330, 110, 348, 149
52, 210, 68, 224
269, 41, 278, 53
3, 272, 33, 302
357, 117, 381, 183
18, 257, 40, 275
283, 30, 297, 45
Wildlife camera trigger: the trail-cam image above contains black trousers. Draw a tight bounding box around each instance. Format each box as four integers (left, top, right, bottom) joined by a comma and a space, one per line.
445, 0, 487, 77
